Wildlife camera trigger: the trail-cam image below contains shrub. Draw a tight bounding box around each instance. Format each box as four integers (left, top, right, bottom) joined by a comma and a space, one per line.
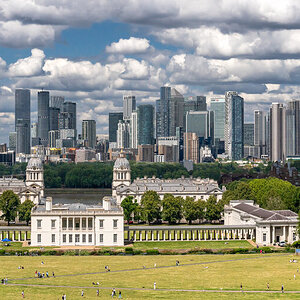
146, 249, 159, 255
292, 241, 300, 248
63, 250, 76, 256
0, 249, 5, 255
79, 250, 90, 256
125, 247, 134, 254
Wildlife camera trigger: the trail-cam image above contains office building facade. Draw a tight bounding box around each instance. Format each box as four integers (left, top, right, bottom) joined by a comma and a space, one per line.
50, 96, 64, 109
270, 103, 286, 162
244, 123, 254, 146
137, 105, 154, 145
38, 91, 50, 147
109, 112, 123, 143
210, 98, 225, 142
286, 100, 300, 157
156, 86, 171, 138
82, 120, 97, 149
123, 95, 136, 120
130, 112, 138, 149
225, 91, 244, 160
15, 89, 31, 154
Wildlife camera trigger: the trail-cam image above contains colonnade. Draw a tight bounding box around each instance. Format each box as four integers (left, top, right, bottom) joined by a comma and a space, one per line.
124, 225, 256, 242
0, 226, 31, 241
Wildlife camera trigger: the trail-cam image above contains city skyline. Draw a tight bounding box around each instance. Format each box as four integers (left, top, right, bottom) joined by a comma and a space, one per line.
1, 1, 300, 142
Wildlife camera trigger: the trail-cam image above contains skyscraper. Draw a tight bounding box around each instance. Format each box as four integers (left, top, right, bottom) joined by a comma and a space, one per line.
254, 110, 267, 155
123, 95, 136, 120
169, 88, 184, 136
130, 111, 138, 149
286, 100, 300, 157
9, 132, 17, 151
186, 111, 209, 139
225, 91, 244, 160
210, 98, 225, 142
15, 89, 31, 154
37, 91, 50, 146
270, 103, 286, 162
59, 102, 76, 130
109, 112, 123, 143
184, 132, 199, 163
244, 123, 254, 146
82, 120, 96, 148
49, 107, 60, 131
156, 86, 171, 138
137, 104, 154, 145
50, 96, 64, 109
116, 121, 130, 148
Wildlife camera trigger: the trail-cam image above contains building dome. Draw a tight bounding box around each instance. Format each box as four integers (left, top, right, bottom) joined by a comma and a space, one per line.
27, 157, 43, 170
113, 153, 130, 170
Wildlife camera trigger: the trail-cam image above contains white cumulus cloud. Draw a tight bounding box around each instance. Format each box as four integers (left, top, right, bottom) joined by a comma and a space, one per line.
106, 37, 150, 54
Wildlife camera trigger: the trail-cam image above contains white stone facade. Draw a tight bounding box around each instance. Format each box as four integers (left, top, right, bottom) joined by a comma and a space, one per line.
224, 200, 299, 246
0, 157, 44, 204
31, 197, 124, 247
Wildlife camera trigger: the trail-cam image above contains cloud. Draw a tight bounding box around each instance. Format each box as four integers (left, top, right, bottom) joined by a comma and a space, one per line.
0, 21, 59, 48
106, 37, 150, 54
8, 49, 45, 77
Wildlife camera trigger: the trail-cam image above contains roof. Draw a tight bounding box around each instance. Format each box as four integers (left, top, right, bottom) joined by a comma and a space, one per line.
232, 202, 298, 221
114, 156, 130, 170
27, 157, 43, 169
117, 177, 222, 194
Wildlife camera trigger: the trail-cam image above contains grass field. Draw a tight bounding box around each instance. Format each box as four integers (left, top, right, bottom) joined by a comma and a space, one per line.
0, 253, 299, 299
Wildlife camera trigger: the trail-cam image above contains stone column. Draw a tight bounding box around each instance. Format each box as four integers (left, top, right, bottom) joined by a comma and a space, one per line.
204, 231, 207, 241
283, 226, 286, 242
151, 231, 154, 241
272, 226, 275, 244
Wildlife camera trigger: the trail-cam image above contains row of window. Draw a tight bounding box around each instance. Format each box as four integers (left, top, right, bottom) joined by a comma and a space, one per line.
36, 233, 118, 244
37, 219, 119, 230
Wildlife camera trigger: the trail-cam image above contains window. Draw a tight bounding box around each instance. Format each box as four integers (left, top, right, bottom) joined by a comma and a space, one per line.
99, 234, 103, 243
37, 234, 41, 243
113, 219, 118, 229
62, 218, 67, 229
113, 234, 117, 243
51, 220, 56, 229
68, 218, 73, 229
62, 234, 66, 243
52, 234, 55, 243
75, 218, 80, 230
82, 234, 86, 243
99, 219, 104, 229
37, 220, 42, 229
88, 218, 93, 230
263, 233, 266, 242
82, 218, 86, 229
75, 234, 80, 243
88, 234, 92, 243
69, 234, 73, 243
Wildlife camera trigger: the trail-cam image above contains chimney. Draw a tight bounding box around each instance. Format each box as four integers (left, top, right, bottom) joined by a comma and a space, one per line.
45, 197, 52, 211
103, 197, 111, 211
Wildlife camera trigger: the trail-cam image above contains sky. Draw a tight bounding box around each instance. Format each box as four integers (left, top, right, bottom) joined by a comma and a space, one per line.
1, 0, 300, 142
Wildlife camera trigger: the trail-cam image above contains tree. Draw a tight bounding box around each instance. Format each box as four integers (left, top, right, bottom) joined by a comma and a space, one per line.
162, 194, 183, 224
18, 199, 35, 225
121, 196, 138, 224
140, 191, 161, 224
183, 197, 198, 224
205, 195, 221, 223
0, 190, 20, 225
196, 199, 206, 223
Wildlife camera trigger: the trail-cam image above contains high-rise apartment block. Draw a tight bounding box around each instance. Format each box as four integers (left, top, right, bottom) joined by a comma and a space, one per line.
15, 89, 31, 154
225, 91, 244, 160
117, 121, 130, 149
254, 110, 267, 156
130, 111, 138, 149
244, 123, 254, 146
82, 120, 96, 148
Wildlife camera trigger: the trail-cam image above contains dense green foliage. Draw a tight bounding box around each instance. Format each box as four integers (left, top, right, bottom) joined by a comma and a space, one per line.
161, 194, 183, 224
182, 197, 205, 224
0, 190, 21, 225
18, 200, 35, 225
205, 195, 223, 222
140, 191, 161, 224
121, 196, 138, 224
223, 177, 300, 212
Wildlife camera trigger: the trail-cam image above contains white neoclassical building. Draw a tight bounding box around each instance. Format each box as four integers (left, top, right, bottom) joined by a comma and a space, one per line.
112, 153, 224, 204
31, 196, 124, 247
0, 157, 44, 204
224, 200, 299, 246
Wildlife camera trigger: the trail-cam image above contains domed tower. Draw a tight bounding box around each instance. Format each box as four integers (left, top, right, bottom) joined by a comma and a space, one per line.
112, 152, 131, 197
25, 157, 44, 197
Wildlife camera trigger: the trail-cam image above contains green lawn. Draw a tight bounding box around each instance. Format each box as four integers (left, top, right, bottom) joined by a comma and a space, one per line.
0, 254, 299, 299
132, 240, 253, 250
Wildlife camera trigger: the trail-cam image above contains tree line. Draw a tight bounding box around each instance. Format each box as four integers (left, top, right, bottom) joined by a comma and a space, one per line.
121, 191, 226, 225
